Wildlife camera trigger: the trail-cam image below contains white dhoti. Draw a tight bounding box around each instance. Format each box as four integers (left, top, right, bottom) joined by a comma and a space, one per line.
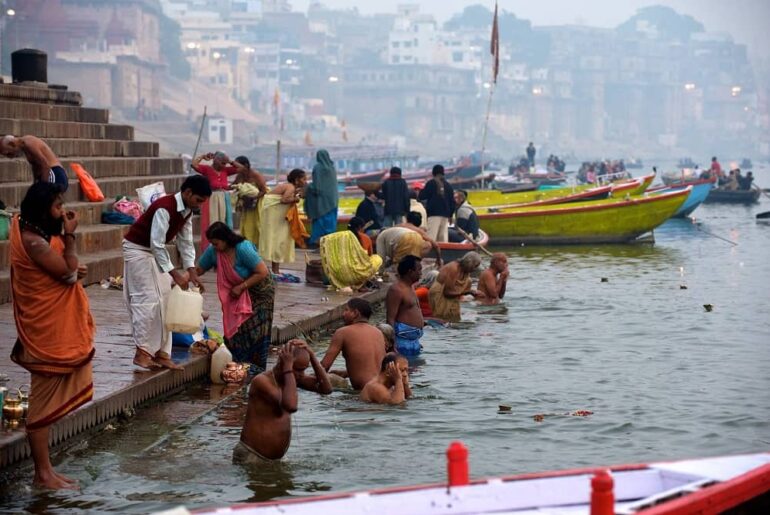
122, 240, 172, 356
427, 216, 449, 242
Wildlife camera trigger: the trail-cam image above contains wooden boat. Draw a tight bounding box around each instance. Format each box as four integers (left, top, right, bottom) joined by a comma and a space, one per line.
192, 451, 770, 515
426, 229, 490, 262
757, 211, 770, 223
704, 187, 760, 204
475, 188, 689, 245
468, 173, 656, 209
647, 177, 716, 218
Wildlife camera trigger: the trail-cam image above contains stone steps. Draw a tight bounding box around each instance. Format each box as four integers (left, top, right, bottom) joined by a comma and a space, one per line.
0, 223, 128, 269
0, 83, 82, 105
0, 174, 186, 206
0, 100, 108, 123
43, 138, 158, 158
0, 157, 184, 183
0, 118, 134, 141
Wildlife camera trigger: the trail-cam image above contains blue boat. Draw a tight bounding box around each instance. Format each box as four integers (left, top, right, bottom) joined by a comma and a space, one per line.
648, 177, 716, 218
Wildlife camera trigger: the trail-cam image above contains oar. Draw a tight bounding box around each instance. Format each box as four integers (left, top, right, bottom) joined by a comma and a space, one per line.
754, 184, 770, 201
454, 226, 494, 257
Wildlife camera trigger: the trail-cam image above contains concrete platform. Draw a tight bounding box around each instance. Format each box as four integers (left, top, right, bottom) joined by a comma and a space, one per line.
0, 250, 387, 469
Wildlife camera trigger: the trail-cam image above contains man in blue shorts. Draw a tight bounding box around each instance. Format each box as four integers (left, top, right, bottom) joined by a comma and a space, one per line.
1, 135, 69, 191
386, 254, 424, 356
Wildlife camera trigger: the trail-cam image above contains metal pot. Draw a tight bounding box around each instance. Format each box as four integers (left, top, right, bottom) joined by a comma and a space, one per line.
221, 361, 247, 384
3, 394, 23, 428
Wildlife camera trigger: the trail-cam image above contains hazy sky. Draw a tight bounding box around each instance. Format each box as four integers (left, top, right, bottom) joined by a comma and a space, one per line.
296, 0, 770, 58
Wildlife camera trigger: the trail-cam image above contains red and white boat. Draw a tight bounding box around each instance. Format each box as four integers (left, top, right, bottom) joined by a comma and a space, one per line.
187, 446, 770, 515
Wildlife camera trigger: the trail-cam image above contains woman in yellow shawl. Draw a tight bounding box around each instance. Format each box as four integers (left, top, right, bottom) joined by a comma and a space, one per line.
320, 217, 382, 291
259, 169, 307, 274
232, 155, 268, 245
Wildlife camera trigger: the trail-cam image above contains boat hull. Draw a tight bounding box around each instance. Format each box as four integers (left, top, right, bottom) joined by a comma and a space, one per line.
477, 188, 689, 245
648, 178, 715, 217
705, 187, 761, 204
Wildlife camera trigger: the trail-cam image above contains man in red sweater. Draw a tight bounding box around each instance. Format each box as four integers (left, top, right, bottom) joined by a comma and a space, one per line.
122, 175, 211, 370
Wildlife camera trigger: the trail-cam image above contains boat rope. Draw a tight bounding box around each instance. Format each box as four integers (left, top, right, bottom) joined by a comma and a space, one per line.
691, 220, 738, 246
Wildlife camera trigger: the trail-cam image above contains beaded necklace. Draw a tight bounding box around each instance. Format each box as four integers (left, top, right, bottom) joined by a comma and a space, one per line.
19, 217, 52, 242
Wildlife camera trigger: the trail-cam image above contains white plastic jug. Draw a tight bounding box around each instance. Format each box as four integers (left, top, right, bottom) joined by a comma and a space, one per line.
210, 344, 232, 384
165, 286, 203, 334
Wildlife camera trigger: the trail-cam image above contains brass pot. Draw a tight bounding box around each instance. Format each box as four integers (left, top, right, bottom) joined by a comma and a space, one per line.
18, 385, 29, 419
3, 395, 24, 426
221, 361, 247, 384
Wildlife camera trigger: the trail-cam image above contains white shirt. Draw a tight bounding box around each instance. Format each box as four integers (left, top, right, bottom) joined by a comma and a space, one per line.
150, 192, 195, 273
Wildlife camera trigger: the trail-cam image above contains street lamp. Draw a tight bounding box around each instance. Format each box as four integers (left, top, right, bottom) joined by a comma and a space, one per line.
532, 86, 543, 96
731, 85, 741, 97
684, 83, 696, 91
328, 75, 339, 83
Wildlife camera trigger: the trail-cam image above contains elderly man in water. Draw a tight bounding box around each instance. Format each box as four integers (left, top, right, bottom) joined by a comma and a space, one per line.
361, 353, 412, 404
477, 253, 509, 305
320, 298, 387, 390
429, 251, 483, 322
235, 342, 331, 464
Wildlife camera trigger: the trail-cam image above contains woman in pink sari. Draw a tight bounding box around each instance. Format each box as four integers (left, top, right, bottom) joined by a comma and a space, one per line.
196, 222, 274, 374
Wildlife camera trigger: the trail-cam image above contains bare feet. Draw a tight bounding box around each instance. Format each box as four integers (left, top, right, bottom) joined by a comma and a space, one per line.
133, 349, 162, 370
153, 353, 184, 371
34, 470, 79, 490
54, 470, 78, 485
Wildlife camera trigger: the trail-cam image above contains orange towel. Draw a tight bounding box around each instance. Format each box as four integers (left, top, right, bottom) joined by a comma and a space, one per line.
286, 204, 309, 248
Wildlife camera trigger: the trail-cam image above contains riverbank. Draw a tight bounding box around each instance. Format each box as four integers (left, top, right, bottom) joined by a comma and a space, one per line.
0, 249, 386, 470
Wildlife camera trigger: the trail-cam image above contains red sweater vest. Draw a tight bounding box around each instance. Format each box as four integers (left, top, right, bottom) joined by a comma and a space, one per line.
124, 194, 191, 248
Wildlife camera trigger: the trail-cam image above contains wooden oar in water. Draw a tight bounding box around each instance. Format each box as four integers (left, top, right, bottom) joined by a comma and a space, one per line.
756, 211, 770, 222
454, 226, 494, 257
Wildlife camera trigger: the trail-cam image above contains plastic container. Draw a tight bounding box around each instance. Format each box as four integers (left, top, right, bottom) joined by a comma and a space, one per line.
165, 286, 203, 334
210, 345, 232, 384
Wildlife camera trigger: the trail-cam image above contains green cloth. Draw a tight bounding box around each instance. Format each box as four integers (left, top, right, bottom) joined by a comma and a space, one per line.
305, 149, 339, 219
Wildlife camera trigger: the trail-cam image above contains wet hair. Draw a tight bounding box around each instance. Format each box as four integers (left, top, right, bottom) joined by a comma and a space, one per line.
347, 297, 372, 319
459, 251, 482, 272
287, 168, 306, 185
206, 221, 246, 248
390, 166, 402, 177
181, 174, 213, 197
380, 352, 407, 371
432, 164, 445, 176
292, 346, 311, 367
20, 182, 64, 236
397, 254, 421, 276
406, 211, 422, 226
234, 155, 250, 168
348, 216, 366, 233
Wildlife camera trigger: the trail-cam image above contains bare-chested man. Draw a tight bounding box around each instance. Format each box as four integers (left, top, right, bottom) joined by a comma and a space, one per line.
0, 135, 68, 190
477, 253, 509, 305
235, 342, 322, 463
361, 353, 412, 404
287, 339, 333, 394
320, 298, 387, 390
386, 254, 424, 356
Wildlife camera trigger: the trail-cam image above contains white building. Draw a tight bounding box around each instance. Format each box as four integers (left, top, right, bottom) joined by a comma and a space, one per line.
387, 5, 438, 65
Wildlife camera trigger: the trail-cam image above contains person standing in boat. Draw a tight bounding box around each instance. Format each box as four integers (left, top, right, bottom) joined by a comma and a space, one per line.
710, 157, 724, 184
305, 149, 339, 247
526, 142, 536, 168
418, 165, 455, 243
380, 166, 410, 227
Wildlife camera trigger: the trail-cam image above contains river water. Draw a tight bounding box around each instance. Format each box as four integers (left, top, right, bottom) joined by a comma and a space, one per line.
1, 169, 769, 513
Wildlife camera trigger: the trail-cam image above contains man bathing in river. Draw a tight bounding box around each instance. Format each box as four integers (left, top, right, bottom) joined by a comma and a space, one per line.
235, 342, 331, 463
320, 298, 387, 390
477, 253, 509, 305
361, 353, 412, 404
385, 255, 424, 356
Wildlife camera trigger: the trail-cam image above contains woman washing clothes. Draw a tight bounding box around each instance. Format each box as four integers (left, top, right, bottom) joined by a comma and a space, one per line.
196, 222, 275, 374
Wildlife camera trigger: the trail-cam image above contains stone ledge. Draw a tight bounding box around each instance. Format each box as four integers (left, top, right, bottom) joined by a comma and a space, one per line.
0, 83, 82, 106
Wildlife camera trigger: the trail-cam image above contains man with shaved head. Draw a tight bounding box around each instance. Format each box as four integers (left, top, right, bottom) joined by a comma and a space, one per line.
477, 253, 509, 305
0, 134, 69, 190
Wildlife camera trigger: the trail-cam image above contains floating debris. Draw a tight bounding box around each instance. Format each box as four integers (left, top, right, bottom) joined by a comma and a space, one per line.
600, 277, 609, 283
680, 284, 688, 289
703, 304, 714, 312
498, 405, 512, 412
533, 410, 594, 423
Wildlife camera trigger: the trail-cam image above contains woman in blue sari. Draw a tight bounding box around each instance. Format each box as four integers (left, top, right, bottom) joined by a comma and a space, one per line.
305, 149, 339, 245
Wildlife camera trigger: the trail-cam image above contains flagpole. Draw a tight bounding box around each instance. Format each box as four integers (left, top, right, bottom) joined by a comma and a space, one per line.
479, 84, 495, 188
480, 1, 499, 189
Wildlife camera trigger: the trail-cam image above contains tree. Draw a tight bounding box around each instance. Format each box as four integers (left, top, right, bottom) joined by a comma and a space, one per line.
159, 12, 190, 80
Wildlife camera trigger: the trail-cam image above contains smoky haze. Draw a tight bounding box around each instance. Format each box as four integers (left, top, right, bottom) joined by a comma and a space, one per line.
7, 0, 767, 165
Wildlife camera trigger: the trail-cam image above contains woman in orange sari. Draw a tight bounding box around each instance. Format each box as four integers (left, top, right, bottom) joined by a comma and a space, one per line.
10, 182, 95, 489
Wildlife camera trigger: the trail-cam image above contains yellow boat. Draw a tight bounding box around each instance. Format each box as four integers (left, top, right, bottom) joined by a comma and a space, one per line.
468, 173, 655, 208
476, 187, 689, 245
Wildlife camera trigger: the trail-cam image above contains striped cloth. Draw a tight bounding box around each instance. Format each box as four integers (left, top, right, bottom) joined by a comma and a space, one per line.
320, 231, 382, 290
